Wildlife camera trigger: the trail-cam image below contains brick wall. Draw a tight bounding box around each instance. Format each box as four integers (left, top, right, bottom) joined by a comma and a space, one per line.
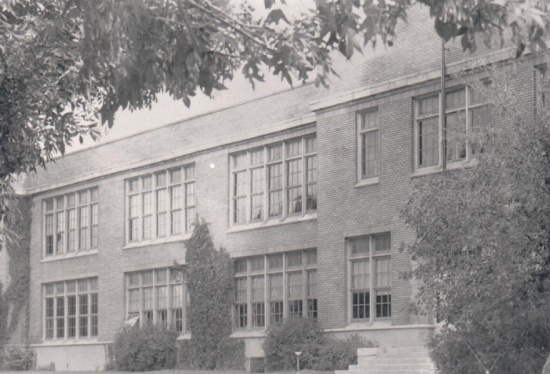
21, 3, 541, 362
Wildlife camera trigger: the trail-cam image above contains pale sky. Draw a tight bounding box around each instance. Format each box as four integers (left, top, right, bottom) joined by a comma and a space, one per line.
68, 0, 314, 153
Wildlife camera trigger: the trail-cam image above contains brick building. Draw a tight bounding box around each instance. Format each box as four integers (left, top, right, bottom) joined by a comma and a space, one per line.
8, 3, 544, 371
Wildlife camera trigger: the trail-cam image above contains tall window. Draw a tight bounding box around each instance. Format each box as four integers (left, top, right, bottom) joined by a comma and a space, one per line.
349, 233, 391, 321
357, 109, 380, 179
414, 86, 490, 169
230, 136, 317, 226
126, 268, 187, 333
536, 64, 548, 109
233, 249, 317, 330
43, 278, 98, 340
44, 188, 98, 257
126, 164, 195, 243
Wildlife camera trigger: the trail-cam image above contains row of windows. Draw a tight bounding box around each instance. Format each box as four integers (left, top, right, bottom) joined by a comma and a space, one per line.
43, 234, 392, 340
43, 85, 489, 256
231, 136, 318, 225
44, 188, 98, 257
126, 268, 187, 333
126, 165, 196, 242
233, 250, 318, 330
358, 85, 490, 182
44, 278, 98, 340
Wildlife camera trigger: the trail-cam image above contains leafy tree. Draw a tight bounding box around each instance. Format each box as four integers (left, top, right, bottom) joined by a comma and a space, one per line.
184, 219, 234, 369
1, 0, 549, 226
402, 65, 550, 373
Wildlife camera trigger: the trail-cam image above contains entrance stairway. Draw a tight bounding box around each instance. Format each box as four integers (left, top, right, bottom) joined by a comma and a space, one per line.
335, 346, 436, 374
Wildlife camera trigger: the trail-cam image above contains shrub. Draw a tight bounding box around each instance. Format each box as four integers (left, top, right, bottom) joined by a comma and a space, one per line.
3, 346, 33, 371
313, 334, 377, 371
263, 318, 322, 371
428, 321, 550, 374
264, 318, 377, 372
113, 325, 178, 371
185, 220, 234, 369
177, 337, 245, 370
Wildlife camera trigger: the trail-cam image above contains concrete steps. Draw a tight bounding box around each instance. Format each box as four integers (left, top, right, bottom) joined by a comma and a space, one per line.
335, 346, 435, 374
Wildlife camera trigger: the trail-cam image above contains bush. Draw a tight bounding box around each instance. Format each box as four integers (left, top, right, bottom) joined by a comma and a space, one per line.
185, 220, 234, 369
3, 346, 33, 371
263, 318, 376, 371
113, 325, 178, 371
313, 334, 377, 371
177, 337, 245, 370
428, 322, 550, 374
264, 318, 326, 371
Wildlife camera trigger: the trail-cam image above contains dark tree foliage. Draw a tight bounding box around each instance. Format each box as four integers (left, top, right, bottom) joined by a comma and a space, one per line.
0, 0, 549, 227
402, 64, 550, 373
184, 219, 234, 369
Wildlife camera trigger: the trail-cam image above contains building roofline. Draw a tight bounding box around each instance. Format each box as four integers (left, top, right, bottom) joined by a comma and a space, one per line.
60, 80, 316, 160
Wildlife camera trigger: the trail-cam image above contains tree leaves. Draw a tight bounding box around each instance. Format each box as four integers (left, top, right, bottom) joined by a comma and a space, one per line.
402, 65, 550, 372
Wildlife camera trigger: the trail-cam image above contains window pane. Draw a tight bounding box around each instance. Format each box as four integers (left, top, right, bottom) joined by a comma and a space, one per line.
351, 237, 369, 255
268, 254, 283, 271
143, 288, 153, 310
157, 286, 168, 309
250, 257, 264, 272
352, 260, 370, 290
235, 278, 247, 303
252, 303, 265, 327
270, 301, 283, 324
251, 276, 264, 301
307, 270, 317, 297
287, 160, 302, 214
361, 110, 379, 130
233, 153, 247, 170
142, 271, 153, 285
170, 169, 182, 184
352, 291, 370, 320
171, 284, 183, 308
418, 117, 439, 167
446, 88, 466, 110
373, 234, 391, 252
305, 137, 317, 154
268, 144, 282, 161
286, 251, 302, 268
234, 258, 247, 274
184, 165, 195, 181
362, 130, 379, 177
156, 172, 166, 187
288, 272, 302, 299
376, 258, 391, 288
250, 149, 264, 166
286, 139, 302, 158
418, 95, 439, 116
446, 111, 466, 162
376, 292, 391, 318
305, 249, 317, 265
269, 274, 283, 300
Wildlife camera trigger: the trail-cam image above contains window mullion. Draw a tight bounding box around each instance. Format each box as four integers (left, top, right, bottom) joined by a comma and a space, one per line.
465, 87, 471, 160
282, 142, 287, 219
282, 253, 287, 319
369, 236, 375, 322
246, 263, 251, 331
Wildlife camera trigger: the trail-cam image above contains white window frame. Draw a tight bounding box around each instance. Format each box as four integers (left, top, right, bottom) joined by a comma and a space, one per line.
125, 268, 188, 334
232, 249, 317, 331
43, 278, 98, 341
229, 136, 317, 227
413, 86, 489, 172
43, 188, 99, 258
347, 233, 392, 323
125, 164, 195, 244
357, 108, 380, 182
